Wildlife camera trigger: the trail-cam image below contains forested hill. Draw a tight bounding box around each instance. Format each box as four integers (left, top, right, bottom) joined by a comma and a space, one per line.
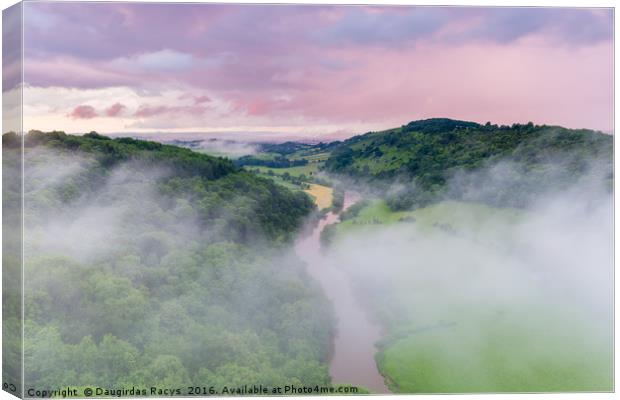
324, 118, 612, 209
3, 131, 332, 390
5, 130, 315, 243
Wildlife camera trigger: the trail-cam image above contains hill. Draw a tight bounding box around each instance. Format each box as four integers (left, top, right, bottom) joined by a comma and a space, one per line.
3, 131, 333, 391
5, 130, 315, 243
324, 118, 612, 209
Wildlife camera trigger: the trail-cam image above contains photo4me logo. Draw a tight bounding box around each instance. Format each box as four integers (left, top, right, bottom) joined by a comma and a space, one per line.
25, 385, 360, 398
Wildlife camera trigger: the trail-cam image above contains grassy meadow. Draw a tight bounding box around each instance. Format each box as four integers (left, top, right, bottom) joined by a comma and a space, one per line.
378, 306, 612, 393
328, 199, 522, 244
242, 154, 334, 210
304, 184, 334, 210
250, 163, 321, 178
325, 198, 612, 393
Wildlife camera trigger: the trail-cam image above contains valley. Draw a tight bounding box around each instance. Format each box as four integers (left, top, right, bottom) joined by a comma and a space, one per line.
194, 118, 613, 393
10, 118, 613, 394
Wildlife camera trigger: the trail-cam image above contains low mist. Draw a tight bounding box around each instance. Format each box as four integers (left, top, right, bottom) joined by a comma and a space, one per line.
322, 157, 613, 392
193, 138, 260, 158
18, 142, 333, 391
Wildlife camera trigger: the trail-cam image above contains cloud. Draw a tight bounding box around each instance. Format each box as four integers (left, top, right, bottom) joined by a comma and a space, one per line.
105, 103, 126, 117
3, 4, 23, 92
68, 105, 98, 119
316, 7, 450, 46
134, 105, 169, 118
19, 3, 614, 133
110, 49, 196, 73
178, 93, 212, 105
24, 57, 136, 89
22, 5, 613, 73
134, 104, 209, 119
459, 8, 614, 45
193, 95, 211, 105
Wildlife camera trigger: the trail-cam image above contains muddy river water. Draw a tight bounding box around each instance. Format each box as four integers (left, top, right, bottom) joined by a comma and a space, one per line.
295, 192, 390, 394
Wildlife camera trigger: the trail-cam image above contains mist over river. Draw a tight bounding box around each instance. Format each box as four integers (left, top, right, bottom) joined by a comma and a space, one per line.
295, 192, 390, 394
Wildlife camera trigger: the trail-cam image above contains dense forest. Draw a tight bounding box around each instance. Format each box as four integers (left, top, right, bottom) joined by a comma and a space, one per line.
324, 118, 613, 210
3, 131, 334, 393
258, 141, 340, 157
235, 155, 308, 169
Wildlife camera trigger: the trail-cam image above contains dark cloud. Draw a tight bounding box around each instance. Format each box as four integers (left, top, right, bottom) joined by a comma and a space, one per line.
463, 8, 614, 45
316, 7, 451, 46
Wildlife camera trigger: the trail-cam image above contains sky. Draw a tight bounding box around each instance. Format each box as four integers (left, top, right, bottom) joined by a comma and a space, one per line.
6, 3, 615, 139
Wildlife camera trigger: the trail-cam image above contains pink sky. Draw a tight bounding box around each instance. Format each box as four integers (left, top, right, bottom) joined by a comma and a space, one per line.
6, 3, 614, 137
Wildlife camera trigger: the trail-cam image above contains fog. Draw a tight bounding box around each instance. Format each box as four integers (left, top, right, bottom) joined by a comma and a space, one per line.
320, 159, 613, 391
197, 138, 259, 157
331, 188, 612, 319
18, 144, 334, 391
11, 136, 614, 392
161, 138, 260, 158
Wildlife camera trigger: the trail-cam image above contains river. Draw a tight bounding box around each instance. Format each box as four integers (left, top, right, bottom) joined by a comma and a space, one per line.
295, 192, 390, 394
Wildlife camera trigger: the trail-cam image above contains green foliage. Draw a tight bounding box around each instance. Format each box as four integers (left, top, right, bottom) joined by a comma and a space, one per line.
401, 118, 481, 134
325, 119, 612, 210
3, 135, 23, 389
258, 141, 339, 157
24, 130, 235, 180
21, 130, 315, 243
236, 154, 309, 168
6, 131, 334, 390
330, 187, 345, 212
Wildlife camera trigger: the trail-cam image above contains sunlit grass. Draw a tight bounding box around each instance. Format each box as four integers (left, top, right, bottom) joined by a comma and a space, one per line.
304, 184, 333, 210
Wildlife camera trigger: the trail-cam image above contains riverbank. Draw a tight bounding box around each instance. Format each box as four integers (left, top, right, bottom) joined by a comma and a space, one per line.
294, 192, 390, 394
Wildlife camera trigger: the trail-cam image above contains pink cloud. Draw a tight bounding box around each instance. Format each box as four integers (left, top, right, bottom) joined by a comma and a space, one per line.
25, 57, 137, 89
178, 93, 212, 105
22, 4, 613, 132
134, 104, 209, 118
105, 102, 126, 117
230, 96, 292, 117
134, 105, 169, 118
217, 38, 612, 132
241, 99, 272, 116
68, 105, 98, 119
193, 95, 211, 104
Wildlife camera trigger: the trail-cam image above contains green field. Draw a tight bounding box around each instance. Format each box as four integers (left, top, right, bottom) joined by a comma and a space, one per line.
379, 307, 612, 393
245, 164, 332, 208
304, 184, 333, 210
330, 199, 522, 243
248, 168, 334, 210
327, 199, 612, 393
244, 162, 338, 208
289, 151, 330, 162
248, 163, 321, 178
